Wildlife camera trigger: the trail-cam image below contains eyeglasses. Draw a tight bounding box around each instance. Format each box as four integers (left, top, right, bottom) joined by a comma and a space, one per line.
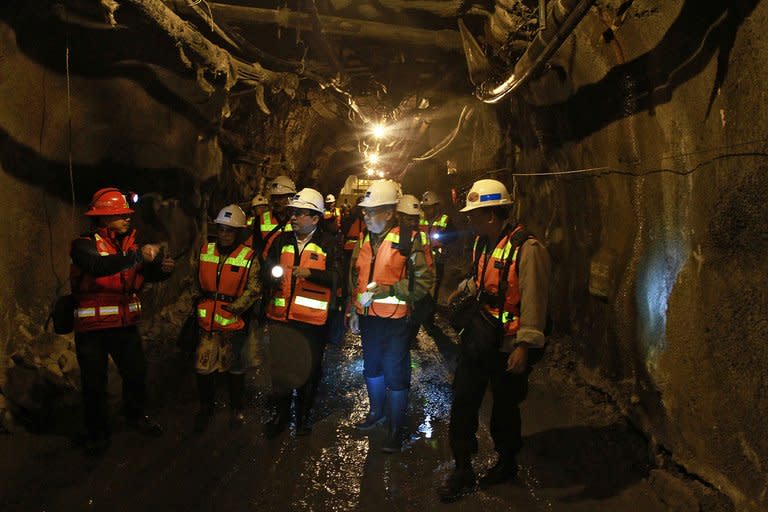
362, 206, 389, 217
289, 208, 314, 218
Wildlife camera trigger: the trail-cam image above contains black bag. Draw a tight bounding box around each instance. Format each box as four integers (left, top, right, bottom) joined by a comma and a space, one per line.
51, 294, 75, 334
447, 291, 480, 332
177, 311, 200, 356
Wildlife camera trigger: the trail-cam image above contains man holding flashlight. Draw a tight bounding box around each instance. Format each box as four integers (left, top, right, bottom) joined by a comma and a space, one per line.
348, 180, 434, 453
263, 188, 340, 438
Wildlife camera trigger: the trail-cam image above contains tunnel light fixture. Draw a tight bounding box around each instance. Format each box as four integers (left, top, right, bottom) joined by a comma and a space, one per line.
371, 123, 387, 139
377, 170, 384, 178
368, 153, 380, 165
366, 168, 375, 177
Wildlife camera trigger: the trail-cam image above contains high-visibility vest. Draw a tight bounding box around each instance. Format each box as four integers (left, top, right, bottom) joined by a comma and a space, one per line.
344, 217, 364, 251
420, 213, 449, 252
71, 229, 144, 333
259, 210, 292, 258
353, 227, 412, 319
266, 239, 332, 326
197, 242, 255, 332
472, 225, 532, 337
323, 207, 341, 230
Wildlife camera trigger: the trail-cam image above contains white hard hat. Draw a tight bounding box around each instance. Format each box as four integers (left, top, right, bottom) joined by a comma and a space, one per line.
460, 179, 512, 212
251, 194, 268, 207
214, 204, 248, 227
359, 179, 401, 208
421, 190, 440, 206
325, 193, 336, 203
289, 188, 325, 214
268, 175, 297, 196
397, 194, 421, 216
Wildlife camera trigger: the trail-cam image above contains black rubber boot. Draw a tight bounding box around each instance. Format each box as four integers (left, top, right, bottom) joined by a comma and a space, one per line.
478, 453, 518, 488
438, 455, 476, 503
355, 375, 387, 431
194, 373, 216, 433
381, 389, 408, 453
228, 373, 246, 429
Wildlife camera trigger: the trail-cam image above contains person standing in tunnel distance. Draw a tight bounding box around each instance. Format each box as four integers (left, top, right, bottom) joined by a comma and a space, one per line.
420, 190, 457, 327
348, 180, 434, 453
438, 179, 551, 503
193, 204, 261, 432
262, 188, 340, 438
396, 194, 435, 348
252, 175, 297, 259
70, 187, 175, 455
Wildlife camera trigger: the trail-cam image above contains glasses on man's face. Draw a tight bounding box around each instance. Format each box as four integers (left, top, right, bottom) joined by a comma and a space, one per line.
289, 208, 313, 218
362, 206, 388, 217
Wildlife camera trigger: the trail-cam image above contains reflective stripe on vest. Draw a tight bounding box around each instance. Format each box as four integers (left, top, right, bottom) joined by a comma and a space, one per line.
354, 227, 409, 319
266, 239, 332, 326
473, 226, 526, 336
197, 242, 255, 332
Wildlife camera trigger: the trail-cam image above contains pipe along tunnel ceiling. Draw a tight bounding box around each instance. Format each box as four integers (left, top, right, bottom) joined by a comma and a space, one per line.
0, 0, 767, 510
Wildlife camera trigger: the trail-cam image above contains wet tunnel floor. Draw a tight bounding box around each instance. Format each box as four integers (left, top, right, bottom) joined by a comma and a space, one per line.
0, 318, 668, 512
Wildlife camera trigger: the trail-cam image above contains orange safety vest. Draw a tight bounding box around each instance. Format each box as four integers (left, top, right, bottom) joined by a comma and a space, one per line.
473, 225, 532, 337
354, 227, 415, 319
259, 210, 293, 258
420, 213, 449, 254
344, 217, 364, 251
197, 242, 255, 332
323, 207, 341, 230
71, 229, 144, 333
266, 238, 332, 326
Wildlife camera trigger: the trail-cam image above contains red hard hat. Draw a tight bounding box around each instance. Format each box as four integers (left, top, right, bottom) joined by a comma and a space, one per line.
85, 188, 134, 216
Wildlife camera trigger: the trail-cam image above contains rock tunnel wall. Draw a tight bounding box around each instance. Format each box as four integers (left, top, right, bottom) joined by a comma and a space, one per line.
505, 0, 768, 509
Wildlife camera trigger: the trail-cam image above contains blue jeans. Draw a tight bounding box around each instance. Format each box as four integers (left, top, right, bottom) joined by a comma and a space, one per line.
359, 316, 410, 391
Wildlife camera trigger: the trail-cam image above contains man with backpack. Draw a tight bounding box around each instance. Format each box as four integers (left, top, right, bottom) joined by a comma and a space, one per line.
439, 179, 551, 502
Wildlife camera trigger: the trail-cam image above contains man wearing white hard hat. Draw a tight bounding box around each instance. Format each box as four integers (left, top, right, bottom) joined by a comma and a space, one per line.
348, 180, 434, 453
397, 194, 435, 346
323, 193, 341, 233
439, 179, 551, 502
262, 188, 340, 438
248, 194, 269, 226
192, 204, 261, 432
419, 190, 456, 326
253, 175, 297, 258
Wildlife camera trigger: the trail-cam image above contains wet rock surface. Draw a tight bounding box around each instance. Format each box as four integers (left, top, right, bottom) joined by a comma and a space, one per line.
0, 316, 679, 511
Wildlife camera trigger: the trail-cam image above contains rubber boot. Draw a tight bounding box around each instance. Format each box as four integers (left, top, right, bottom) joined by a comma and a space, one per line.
355, 375, 386, 431
194, 373, 216, 433
478, 452, 518, 488
228, 373, 246, 429
381, 389, 408, 453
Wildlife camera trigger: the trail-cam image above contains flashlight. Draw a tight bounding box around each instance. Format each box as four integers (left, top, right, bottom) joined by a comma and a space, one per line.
367, 281, 377, 290
271, 265, 284, 279
431, 232, 441, 241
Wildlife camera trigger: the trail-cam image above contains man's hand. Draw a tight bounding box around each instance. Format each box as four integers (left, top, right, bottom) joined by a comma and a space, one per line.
368, 284, 391, 299
141, 244, 160, 262
348, 311, 360, 334
506, 344, 529, 374
161, 255, 175, 273
292, 266, 310, 279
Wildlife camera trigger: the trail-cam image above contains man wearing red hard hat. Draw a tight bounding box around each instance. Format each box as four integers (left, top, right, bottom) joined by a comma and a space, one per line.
70, 188, 175, 455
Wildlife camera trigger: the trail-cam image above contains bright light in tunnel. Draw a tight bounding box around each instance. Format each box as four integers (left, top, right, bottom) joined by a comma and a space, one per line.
368, 153, 380, 165
371, 123, 387, 139
366, 168, 375, 177
376, 171, 384, 178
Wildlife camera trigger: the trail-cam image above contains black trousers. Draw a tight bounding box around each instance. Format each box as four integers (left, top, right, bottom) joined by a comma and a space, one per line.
74, 326, 147, 439
448, 313, 533, 462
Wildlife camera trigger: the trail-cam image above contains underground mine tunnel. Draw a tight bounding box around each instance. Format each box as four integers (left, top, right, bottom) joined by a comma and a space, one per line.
0, 0, 766, 510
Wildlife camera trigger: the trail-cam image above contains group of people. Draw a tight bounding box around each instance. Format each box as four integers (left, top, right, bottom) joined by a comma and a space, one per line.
68, 175, 550, 503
